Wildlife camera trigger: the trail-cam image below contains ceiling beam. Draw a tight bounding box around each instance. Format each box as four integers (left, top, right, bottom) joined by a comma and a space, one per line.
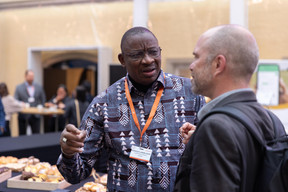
0, 0, 132, 10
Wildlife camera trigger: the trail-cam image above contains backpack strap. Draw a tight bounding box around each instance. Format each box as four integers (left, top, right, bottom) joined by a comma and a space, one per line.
204, 106, 265, 145
206, 106, 288, 146
265, 110, 288, 144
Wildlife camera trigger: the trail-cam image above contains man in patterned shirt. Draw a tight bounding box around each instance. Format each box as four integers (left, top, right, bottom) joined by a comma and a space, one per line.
57, 27, 205, 191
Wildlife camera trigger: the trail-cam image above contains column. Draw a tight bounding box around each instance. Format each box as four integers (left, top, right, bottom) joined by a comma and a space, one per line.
230, 0, 248, 28
133, 0, 149, 27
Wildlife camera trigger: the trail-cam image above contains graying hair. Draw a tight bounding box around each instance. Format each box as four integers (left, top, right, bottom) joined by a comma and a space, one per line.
205, 25, 259, 80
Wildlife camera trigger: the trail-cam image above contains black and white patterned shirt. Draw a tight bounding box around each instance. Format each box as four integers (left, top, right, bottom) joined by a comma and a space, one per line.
57, 71, 206, 191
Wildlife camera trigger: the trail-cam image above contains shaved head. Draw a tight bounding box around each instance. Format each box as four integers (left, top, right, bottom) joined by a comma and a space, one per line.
201, 24, 259, 81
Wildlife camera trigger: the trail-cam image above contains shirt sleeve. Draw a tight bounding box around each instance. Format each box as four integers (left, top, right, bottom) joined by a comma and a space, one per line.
57, 98, 105, 184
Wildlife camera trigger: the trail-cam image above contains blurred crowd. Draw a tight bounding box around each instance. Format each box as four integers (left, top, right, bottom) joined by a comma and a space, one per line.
0, 69, 93, 137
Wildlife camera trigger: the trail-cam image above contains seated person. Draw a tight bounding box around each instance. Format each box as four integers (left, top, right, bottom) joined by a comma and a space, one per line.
45, 84, 71, 132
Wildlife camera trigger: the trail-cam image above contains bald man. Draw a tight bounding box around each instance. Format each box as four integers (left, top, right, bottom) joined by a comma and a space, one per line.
174, 25, 286, 192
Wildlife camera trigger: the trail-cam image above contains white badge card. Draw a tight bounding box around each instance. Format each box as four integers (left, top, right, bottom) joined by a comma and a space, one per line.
28, 97, 35, 103
129, 145, 152, 162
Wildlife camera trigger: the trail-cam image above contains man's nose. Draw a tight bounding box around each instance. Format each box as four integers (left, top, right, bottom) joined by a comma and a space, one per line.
189, 62, 194, 71
141, 52, 154, 63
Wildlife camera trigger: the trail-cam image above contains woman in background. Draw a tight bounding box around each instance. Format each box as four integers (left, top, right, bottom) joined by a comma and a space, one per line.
0, 82, 24, 137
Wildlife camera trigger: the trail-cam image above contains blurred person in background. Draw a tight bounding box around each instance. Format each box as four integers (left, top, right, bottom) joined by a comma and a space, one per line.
64, 85, 89, 127
0, 82, 24, 137
45, 84, 71, 132
14, 69, 46, 135
0, 98, 6, 137
81, 80, 94, 103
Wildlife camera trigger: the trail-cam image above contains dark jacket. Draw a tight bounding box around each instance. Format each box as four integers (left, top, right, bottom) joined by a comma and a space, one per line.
14, 82, 46, 119
14, 82, 46, 107
174, 91, 285, 192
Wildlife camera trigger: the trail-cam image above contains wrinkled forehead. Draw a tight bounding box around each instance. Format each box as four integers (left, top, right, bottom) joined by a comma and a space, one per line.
122, 32, 159, 52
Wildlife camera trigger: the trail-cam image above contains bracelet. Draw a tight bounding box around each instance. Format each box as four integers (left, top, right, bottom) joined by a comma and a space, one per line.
60, 148, 75, 158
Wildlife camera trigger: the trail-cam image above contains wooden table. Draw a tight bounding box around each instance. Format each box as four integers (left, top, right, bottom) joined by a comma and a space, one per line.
20, 107, 65, 133
20, 107, 64, 115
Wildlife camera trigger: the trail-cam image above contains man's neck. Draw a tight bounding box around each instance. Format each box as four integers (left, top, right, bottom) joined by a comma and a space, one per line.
128, 76, 152, 93
26, 81, 33, 86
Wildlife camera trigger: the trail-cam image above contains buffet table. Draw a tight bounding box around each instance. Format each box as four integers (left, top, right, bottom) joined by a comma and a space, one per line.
0, 133, 109, 191
0, 172, 96, 192
0, 132, 61, 165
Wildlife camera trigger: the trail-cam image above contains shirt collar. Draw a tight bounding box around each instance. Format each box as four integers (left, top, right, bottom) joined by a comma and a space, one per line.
198, 88, 253, 120
126, 70, 165, 94
25, 81, 34, 87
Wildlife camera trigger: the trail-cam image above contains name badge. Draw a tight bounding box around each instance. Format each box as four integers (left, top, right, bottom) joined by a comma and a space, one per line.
129, 146, 152, 162
28, 97, 35, 103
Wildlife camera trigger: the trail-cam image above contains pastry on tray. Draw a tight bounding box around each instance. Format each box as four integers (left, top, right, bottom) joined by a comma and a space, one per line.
0, 156, 18, 164
0, 163, 26, 172
75, 169, 107, 192
0, 156, 41, 172
76, 182, 106, 192
19, 163, 64, 183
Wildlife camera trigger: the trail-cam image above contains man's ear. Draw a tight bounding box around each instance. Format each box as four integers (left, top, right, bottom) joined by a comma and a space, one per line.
213, 54, 226, 76
118, 53, 125, 68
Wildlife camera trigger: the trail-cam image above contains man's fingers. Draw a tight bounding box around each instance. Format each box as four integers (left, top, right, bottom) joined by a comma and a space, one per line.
79, 130, 87, 139
180, 122, 196, 135
182, 128, 196, 144
65, 124, 82, 134
180, 122, 191, 134
61, 145, 83, 156
187, 129, 195, 137
63, 138, 84, 148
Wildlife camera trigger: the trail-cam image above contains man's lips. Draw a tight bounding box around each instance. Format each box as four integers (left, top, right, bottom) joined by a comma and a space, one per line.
142, 68, 156, 77
143, 68, 155, 73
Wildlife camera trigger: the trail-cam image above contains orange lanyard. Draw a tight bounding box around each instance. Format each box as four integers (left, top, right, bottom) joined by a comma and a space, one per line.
125, 78, 164, 144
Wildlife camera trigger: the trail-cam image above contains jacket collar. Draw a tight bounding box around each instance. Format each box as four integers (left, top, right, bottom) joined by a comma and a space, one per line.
198, 89, 256, 120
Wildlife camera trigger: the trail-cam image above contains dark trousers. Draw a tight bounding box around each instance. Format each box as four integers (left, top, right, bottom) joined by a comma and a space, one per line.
0, 120, 10, 137
45, 115, 66, 133
18, 114, 40, 135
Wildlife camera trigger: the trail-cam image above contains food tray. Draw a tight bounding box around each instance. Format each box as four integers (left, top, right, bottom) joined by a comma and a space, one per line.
0, 169, 12, 183
7, 175, 71, 191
